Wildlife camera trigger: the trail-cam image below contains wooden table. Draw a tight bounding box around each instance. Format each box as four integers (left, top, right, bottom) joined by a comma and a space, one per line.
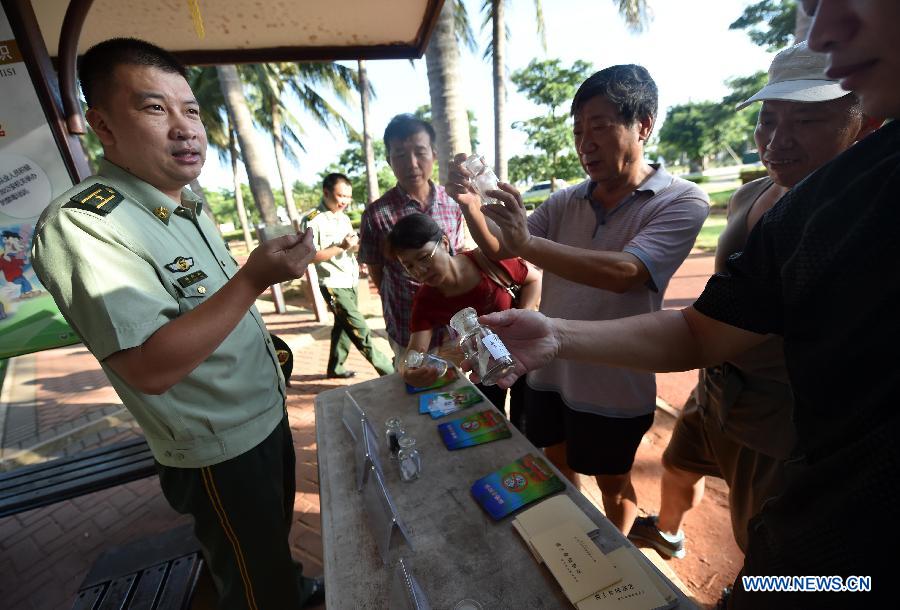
315, 374, 696, 609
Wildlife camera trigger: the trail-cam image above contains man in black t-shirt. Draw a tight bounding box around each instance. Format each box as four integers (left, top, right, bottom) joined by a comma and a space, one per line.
465, 2, 900, 607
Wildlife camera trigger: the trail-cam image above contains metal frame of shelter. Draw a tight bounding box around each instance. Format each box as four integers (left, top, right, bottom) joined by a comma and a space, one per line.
0, 0, 444, 507
2, 0, 445, 181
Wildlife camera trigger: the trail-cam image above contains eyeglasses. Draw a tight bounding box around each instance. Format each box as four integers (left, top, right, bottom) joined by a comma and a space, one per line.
400, 240, 441, 277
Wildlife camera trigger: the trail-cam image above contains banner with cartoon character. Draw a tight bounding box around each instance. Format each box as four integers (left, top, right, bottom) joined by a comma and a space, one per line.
1, 8, 79, 358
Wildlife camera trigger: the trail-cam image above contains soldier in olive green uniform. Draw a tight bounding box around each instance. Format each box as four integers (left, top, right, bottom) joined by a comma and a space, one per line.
31, 39, 323, 608
303, 173, 393, 378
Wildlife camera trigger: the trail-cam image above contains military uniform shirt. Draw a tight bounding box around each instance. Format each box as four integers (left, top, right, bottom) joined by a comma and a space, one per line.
32, 159, 285, 468
303, 203, 358, 289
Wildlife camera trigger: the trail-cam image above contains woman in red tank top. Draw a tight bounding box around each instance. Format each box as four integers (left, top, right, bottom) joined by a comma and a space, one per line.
386, 213, 540, 422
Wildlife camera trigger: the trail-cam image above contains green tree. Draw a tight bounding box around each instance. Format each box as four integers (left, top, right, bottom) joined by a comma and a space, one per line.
729, 0, 798, 51
240, 62, 358, 223
722, 71, 769, 152
510, 58, 593, 189
189, 66, 255, 248
658, 101, 723, 172
291, 181, 322, 213
216, 65, 280, 227
482, 0, 648, 182
320, 140, 395, 205
189, 62, 358, 233
482, 0, 547, 181
658, 71, 769, 172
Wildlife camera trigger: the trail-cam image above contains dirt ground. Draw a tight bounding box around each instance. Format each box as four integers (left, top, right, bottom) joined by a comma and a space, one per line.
571, 403, 742, 609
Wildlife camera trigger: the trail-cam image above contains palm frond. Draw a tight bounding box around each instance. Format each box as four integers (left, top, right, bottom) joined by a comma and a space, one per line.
616, 0, 651, 33
453, 0, 477, 52
186, 66, 230, 163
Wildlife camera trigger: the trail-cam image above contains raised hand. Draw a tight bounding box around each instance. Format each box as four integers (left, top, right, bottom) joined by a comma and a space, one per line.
243, 229, 317, 292
463, 309, 560, 388
481, 183, 532, 255
444, 152, 482, 208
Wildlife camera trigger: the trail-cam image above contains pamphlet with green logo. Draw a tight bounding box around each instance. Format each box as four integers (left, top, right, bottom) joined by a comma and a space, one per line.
471, 453, 565, 520
418, 386, 484, 419
438, 409, 511, 449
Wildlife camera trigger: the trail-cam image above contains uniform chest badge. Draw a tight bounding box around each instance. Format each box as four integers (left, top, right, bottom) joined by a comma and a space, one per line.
165, 256, 195, 273
177, 270, 207, 288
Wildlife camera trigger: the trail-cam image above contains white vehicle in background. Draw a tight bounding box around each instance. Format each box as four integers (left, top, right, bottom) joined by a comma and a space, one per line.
521, 179, 569, 208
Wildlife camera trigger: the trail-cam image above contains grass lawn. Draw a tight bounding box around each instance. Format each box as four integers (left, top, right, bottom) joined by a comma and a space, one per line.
701, 179, 741, 194
708, 189, 736, 208
695, 216, 727, 252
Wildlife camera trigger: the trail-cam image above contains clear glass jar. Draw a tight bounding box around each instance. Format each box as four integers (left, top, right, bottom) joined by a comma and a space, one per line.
448, 307, 515, 386
404, 349, 449, 378
462, 154, 500, 205
397, 436, 421, 482
384, 417, 405, 461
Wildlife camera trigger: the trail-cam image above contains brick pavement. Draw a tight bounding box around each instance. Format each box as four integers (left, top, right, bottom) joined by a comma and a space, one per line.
0, 286, 388, 609
0, 253, 720, 609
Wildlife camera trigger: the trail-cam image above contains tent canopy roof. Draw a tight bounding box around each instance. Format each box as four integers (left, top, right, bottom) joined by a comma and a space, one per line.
34, 0, 443, 64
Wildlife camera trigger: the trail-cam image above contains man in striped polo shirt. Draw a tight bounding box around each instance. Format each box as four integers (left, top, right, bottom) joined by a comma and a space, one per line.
359, 114, 464, 358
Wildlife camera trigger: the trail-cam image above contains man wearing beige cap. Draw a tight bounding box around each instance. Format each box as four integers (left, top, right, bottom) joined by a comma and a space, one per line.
627, 41, 875, 564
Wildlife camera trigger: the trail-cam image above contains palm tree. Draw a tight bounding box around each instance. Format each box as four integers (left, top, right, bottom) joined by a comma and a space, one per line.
217, 64, 280, 227
483, 0, 546, 182
613, 0, 651, 31
358, 59, 380, 203
483, 0, 647, 183
188, 66, 256, 250
425, 0, 475, 182
228, 126, 254, 249
243, 62, 358, 222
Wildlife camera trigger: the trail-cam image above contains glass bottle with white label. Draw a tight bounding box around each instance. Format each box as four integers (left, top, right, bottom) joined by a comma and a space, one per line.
448, 307, 516, 386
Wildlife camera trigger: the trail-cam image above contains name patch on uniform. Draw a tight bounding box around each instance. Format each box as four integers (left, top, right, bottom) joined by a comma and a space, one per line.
165, 256, 195, 273
177, 270, 207, 288
64, 184, 124, 216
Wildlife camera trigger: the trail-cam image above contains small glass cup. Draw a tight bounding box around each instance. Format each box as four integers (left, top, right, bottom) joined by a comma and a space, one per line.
404, 349, 449, 378
462, 154, 500, 205
384, 417, 404, 461
397, 436, 421, 482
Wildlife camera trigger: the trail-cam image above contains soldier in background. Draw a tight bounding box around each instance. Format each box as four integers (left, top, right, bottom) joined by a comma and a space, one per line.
304, 173, 393, 379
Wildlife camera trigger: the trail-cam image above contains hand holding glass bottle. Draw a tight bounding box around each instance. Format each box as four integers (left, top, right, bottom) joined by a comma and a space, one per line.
462, 154, 501, 205
402, 349, 450, 388
449, 307, 516, 386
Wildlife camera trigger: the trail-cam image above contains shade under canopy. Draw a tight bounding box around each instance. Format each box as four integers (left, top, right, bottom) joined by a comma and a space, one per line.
34, 0, 443, 64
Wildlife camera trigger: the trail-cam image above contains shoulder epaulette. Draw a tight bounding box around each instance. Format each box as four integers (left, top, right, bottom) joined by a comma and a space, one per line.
305, 210, 321, 222
63, 183, 124, 216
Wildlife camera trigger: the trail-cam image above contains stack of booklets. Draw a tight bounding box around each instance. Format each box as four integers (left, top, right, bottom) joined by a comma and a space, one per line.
418, 386, 484, 419
437, 409, 512, 450
512, 496, 679, 609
